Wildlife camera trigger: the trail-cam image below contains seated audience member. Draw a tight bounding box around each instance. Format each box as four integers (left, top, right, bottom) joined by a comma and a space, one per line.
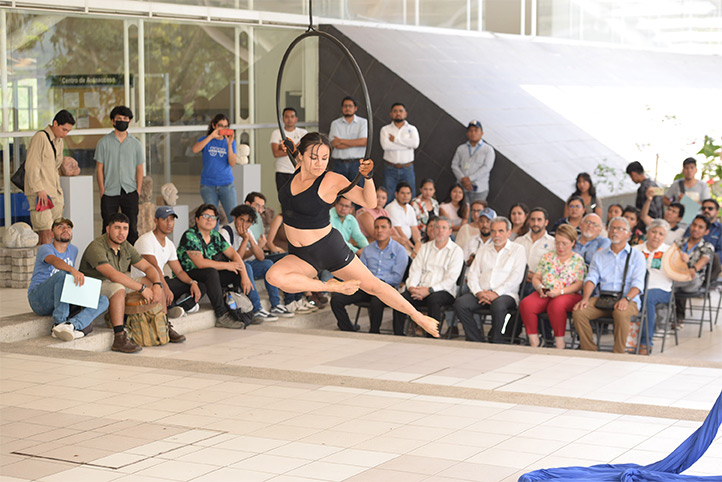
439, 184, 469, 234
641, 191, 685, 245
463, 207, 496, 264
392, 217, 463, 336
551, 196, 585, 235
698, 199, 722, 255
411, 179, 440, 239
626, 161, 664, 218
331, 217, 408, 333
574, 213, 610, 266
387, 181, 422, 255
665, 157, 710, 206
564, 172, 603, 217
607, 203, 623, 225
623, 205, 645, 245
423, 217, 437, 243
515, 207, 555, 294
356, 187, 390, 241
245, 191, 267, 239
634, 219, 674, 352
520, 224, 585, 349
572, 216, 646, 353
674, 215, 714, 326
454, 216, 527, 343
222, 204, 298, 321
176, 204, 253, 329
79, 213, 166, 353
28, 217, 109, 341
330, 197, 369, 254
456, 200, 484, 250
508, 203, 530, 241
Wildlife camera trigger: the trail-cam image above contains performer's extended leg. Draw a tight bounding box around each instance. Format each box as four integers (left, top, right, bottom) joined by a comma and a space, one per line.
266, 255, 361, 296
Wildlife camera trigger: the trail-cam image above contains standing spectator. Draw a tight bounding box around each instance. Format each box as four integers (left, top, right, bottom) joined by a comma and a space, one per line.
380, 103, 420, 197
674, 215, 714, 327
392, 217, 463, 336
508, 202, 530, 241
28, 217, 109, 341
551, 196, 585, 234
451, 120, 495, 202
176, 204, 253, 329
270, 107, 307, 193
329, 96, 367, 182
463, 207, 496, 264
515, 207, 555, 293
563, 173, 603, 218
24, 110, 75, 245
520, 224, 586, 349
634, 219, 673, 352
330, 197, 369, 254
641, 191, 686, 245
626, 161, 664, 219
665, 158, 711, 206
387, 181, 421, 255
439, 184, 469, 235
331, 217, 408, 333
411, 179, 440, 239
456, 200, 485, 251
192, 113, 238, 224
454, 216, 527, 343
356, 187, 390, 241
575, 213, 611, 266
572, 217, 646, 353
96, 106, 144, 244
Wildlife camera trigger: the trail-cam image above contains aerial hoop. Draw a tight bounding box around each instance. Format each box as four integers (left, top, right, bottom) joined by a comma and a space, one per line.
275, 2, 373, 196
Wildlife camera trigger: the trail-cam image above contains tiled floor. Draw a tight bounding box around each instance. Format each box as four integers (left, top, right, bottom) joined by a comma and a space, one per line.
1, 288, 721, 481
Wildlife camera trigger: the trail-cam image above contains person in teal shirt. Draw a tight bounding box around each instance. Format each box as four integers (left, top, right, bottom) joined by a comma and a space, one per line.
330, 197, 369, 253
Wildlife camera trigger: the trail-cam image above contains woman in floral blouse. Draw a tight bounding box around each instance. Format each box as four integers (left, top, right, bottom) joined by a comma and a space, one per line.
519, 224, 586, 349
410, 179, 440, 239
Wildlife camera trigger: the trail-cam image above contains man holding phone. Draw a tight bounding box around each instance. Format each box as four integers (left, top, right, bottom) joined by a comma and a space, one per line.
626, 161, 664, 219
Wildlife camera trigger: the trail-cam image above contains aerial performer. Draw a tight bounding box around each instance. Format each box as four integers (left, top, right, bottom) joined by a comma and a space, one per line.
266, 133, 439, 337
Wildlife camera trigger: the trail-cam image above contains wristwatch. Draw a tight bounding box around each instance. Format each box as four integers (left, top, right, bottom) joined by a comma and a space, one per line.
153, 282, 162, 287
624, 295, 631, 302
428, 287, 435, 294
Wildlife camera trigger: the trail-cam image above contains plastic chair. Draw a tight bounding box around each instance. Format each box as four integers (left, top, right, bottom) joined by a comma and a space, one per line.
674, 260, 715, 338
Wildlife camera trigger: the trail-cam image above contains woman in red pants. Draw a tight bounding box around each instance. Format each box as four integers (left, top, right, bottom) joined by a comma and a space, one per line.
520, 224, 586, 349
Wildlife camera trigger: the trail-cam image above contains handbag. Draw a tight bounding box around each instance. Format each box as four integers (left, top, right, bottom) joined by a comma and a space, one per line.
11, 130, 56, 191
594, 249, 632, 310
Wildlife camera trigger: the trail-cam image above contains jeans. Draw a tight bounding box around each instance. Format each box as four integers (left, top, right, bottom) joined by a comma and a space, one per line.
200, 183, 237, 222
28, 271, 110, 330
644, 289, 671, 347
101, 189, 139, 244
245, 259, 284, 309
384, 164, 416, 198
331, 159, 364, 187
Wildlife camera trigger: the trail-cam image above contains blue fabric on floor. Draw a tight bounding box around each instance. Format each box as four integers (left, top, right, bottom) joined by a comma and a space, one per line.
519, 390, 722, 481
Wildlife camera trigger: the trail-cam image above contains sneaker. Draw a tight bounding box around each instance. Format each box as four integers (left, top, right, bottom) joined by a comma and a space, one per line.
254, 308, 278, 322
300, 298, 319, 312
73, 330, 85, 340
112, 332, 142, 353
186, 303, 200, 314
168, 306, 185, 319
270, 305, 294, 318
287, 300, 312, 314
215, 312, 246, 329
51, 323, 75, 342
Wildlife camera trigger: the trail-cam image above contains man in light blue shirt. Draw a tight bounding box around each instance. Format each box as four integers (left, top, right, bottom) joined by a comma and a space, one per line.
329, 197, 369, 254
330, 216, 408, 333
572, 216, 647, 353
451, 120, 495, 202
329, 96, 368, 182
574, 213, 611, 265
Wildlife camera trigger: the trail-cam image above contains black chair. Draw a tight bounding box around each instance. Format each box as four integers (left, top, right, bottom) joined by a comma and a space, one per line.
658, 288, 679, 353
404, 263, 466, 337
674, 260, 715, 338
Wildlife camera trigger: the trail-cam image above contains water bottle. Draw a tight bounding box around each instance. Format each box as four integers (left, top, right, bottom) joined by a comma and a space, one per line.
225, 292, 237, 310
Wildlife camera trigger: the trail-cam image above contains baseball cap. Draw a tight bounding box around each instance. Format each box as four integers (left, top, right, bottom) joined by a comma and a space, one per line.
479, 207, 496, 220
467, 120, 483, 130
51, 217, 74, 229
155, 206, 178, 219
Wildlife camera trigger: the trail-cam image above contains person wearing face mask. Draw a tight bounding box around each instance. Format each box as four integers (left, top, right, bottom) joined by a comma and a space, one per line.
95, 105, 145, 244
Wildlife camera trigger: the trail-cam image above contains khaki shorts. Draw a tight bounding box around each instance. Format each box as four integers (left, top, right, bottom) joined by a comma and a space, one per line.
100, 277, 145, 298
28, 193, 65, 231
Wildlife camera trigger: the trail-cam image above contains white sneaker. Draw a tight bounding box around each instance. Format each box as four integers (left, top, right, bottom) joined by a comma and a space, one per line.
254, 308, 278, 322
73, 330, 85, 339
270, 305, 294, 318
51, 323, 75, 342
168, 306, 185, 319
288, 300, 312, 314
186, 303, 200, 314
300, 298, 319, 312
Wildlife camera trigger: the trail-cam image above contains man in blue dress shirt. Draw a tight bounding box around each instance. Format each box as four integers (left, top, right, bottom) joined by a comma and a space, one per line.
572, 216, 647, 353
329, 96, 368, 183
330, 217, 408, 333
574, 213, 611, 266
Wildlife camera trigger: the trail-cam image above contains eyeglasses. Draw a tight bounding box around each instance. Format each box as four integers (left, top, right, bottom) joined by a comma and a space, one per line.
582, 220, 600, 227
252, 202, 265, 212
200, 214, 218, 220
609, 226, 629, 232
471, 209, 483, 214
702, 206, 717, 211
569, 205, 584, 209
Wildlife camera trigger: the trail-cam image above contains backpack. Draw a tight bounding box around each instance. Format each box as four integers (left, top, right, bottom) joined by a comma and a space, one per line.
124, 293, 169, 346
225, 289, 254, 327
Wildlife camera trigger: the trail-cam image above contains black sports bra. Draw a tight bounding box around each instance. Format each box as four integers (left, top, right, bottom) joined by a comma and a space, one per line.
278, 170, 333, 230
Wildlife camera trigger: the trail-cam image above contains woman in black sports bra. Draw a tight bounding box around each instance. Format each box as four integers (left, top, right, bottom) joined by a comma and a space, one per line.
267, 132, 439, 337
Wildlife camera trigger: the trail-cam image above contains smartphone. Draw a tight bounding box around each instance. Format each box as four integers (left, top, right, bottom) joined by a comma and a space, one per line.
220, 129, 233, 137
541, 288, 550, 295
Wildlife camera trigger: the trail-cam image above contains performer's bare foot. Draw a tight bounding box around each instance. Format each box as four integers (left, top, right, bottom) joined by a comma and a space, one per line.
325, 279, 361, 295
413, 315, 440, 338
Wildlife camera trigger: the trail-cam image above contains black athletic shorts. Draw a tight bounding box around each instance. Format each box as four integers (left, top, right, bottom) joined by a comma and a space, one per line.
288, 228, 355, 274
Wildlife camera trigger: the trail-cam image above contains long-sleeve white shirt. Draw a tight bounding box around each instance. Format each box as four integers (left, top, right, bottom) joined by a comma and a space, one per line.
406, 239, 464, 296
514, 231, 555, 273
379, 121, 420, 164
467, 240, 527, 303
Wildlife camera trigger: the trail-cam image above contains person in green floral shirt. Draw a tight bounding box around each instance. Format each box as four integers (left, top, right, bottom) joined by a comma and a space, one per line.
519, 224, 586, 349
177, 203, 253, 329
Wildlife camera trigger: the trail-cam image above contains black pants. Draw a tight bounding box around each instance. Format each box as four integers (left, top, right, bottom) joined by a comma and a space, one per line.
392, 290, 454, 336
101, 189, 139, 244
331, 291, 388, 333
454, 292, 517, 343
275, 172, 294, 194
165, 277, 206, 311
187, 268, 239, 317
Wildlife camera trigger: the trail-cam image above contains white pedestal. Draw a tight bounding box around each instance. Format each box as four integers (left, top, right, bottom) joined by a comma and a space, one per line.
60, 176, 94, 256
169, 205, 189, 245
233, 163, 261, 203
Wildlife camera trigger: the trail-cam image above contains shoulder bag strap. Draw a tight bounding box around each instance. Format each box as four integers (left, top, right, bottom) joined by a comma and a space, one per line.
619, 248, 632, 296
41, 130, 57, 159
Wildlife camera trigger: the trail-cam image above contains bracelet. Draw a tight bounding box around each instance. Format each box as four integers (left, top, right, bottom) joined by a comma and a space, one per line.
138, 284, 146, 293
190, 280, 198, 285
153, 282, 162, 286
